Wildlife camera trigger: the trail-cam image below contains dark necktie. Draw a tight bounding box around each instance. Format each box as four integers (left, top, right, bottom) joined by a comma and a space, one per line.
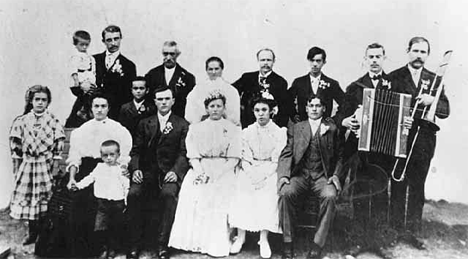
259, 76, 267, 86
371, 75, 382, 81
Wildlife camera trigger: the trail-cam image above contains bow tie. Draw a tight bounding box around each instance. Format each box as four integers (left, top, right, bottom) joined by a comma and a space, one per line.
371, 75, 382, 81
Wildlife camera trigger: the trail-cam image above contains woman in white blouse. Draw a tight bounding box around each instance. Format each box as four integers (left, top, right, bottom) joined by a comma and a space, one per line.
185, 56, 240, 126
65, 94, 132, 258
229, 97, 287, 258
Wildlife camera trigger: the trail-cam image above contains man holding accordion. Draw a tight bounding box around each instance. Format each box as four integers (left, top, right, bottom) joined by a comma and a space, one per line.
336, 43, 414, 258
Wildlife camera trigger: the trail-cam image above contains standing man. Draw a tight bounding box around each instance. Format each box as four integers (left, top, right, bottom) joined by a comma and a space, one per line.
388, 37, 450, 249
94, 25, 137, 120
127, 87, 189, 259
336, 43, 406, 258
233, 48, 293, 128
145, 41, 196, 118
277, 96, 344, 259
288, 47, 344, 123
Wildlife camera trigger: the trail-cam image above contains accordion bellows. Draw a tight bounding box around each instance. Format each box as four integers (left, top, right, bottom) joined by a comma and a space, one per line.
358, 89, 412, 158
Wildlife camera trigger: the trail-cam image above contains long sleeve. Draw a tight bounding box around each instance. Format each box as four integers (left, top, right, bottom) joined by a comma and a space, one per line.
171, 120, 189, 181
186, 124, 201, 159
435, 88, 450, 119
288, 79, 299, 121
330, 81, 345, 121
332, 125, 345, 179
271, 127, 287, 163
66, 128, 83, 171
226, 85, 241, 126
76, 172, 96, 189
116, 124, 133, 166
277, 126, 295, 179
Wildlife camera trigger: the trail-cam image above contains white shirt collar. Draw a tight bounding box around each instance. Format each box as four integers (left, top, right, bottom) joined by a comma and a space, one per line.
93, 117, 109, 124
369, 71, 382, 78
309, 73, 322, 82
308, 117, 322, 134
133, 99, 144, 110
158, 111, 172, 121
106, 50, 120, 57
407, 64, 422, 76
164, 66, 176, 72
259, 71, 272, 78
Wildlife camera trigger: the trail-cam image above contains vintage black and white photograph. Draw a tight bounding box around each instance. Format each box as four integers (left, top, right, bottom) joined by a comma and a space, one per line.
0, 0, 467, 258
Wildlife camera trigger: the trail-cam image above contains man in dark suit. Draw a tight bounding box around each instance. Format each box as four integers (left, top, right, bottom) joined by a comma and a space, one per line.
233, 48, 293, 128
288, 47, 344, 123
94, 25, 137, 120
388, 37, 450, 249
145, 41, 196, 118
118, 77, 157, 137
336, 43, 411, 258
126, 87, 189, 259
277, 96, 344, 259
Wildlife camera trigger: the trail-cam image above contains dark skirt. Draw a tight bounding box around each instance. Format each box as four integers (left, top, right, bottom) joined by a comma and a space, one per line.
68, 157, 101, 257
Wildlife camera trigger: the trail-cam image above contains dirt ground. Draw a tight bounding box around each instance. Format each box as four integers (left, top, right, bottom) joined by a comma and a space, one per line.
1, 199, 468, 259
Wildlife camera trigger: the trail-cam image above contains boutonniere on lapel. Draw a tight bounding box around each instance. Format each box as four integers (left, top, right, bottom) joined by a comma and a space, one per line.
382, 79, 391, 89
319, 80, 331, 89
320, 124, 330, 136
175, 72, 186, 88
163, 122, 173, 134
261, 91, 275, 101
110, 59, 124, 76
137, 104, 146, 114
421, 79, 431, 91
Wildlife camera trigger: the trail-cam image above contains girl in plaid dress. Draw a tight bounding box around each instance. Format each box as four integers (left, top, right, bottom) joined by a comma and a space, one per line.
9, 85, 65, 245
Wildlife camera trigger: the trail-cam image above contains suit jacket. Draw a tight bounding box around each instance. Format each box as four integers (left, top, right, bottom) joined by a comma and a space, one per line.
388, 66, 450, 129
129, 113, 189, 183
145, 64, 196, 118
277, 117, 344, 181
94, 52, 137, 120
118, 99, 157, 137
233, 71, 293, 128
288, 73, 344, 122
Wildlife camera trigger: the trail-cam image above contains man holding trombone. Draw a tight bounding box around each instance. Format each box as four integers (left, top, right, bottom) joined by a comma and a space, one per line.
388, 36, 451, 250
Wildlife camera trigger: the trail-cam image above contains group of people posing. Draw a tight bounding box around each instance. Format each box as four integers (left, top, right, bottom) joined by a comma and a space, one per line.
9, 24, 450, 259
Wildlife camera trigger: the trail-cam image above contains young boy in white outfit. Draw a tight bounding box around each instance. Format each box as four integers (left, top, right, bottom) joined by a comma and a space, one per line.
69, 30, 97, 121
71, 140, 129, 259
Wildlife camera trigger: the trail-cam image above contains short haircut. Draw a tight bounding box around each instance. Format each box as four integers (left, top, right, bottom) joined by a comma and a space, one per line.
307, 47, 327, 62
162, 41, 180, 53
256, 48, 276, 61
204, 91, 226, 108
91, 94, 110, 107
23, 85, 52, 115
252, 97, 276, 112
101, 25, 122, 40
132, 76, 147, 84
205, 56, 224, 70
101, 139, 120, 153
153, 86, 175, 98
407, 36, 430, 54
73, 30, 91, 45
366, 42, 386, 56
306, 95, 326, 106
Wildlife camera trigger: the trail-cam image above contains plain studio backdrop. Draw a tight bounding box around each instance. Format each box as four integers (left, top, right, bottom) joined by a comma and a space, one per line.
0, 0, 467, 208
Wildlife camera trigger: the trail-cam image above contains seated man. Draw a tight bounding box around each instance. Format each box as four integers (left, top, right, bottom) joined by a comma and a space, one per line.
277, 96, 344, 259
127, 87, 189, 259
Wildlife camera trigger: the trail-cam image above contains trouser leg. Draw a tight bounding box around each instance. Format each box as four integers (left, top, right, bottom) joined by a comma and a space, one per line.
157, 182, 180, 247
278, 175, 308, 243
311, 176, 337, 248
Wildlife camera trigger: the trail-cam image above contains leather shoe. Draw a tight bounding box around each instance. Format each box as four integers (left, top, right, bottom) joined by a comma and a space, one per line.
22, 233, 38, 245
344, 244, 363, 258
98, 248, 109, 259
282, 242, 294, 259
158, 246, 170, 259
399, 233, 426, 250
307, 242, 322, 259
126, 249, 139, 259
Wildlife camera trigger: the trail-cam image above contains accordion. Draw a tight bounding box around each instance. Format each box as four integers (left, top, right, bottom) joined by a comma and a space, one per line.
358, 89, 412, 158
